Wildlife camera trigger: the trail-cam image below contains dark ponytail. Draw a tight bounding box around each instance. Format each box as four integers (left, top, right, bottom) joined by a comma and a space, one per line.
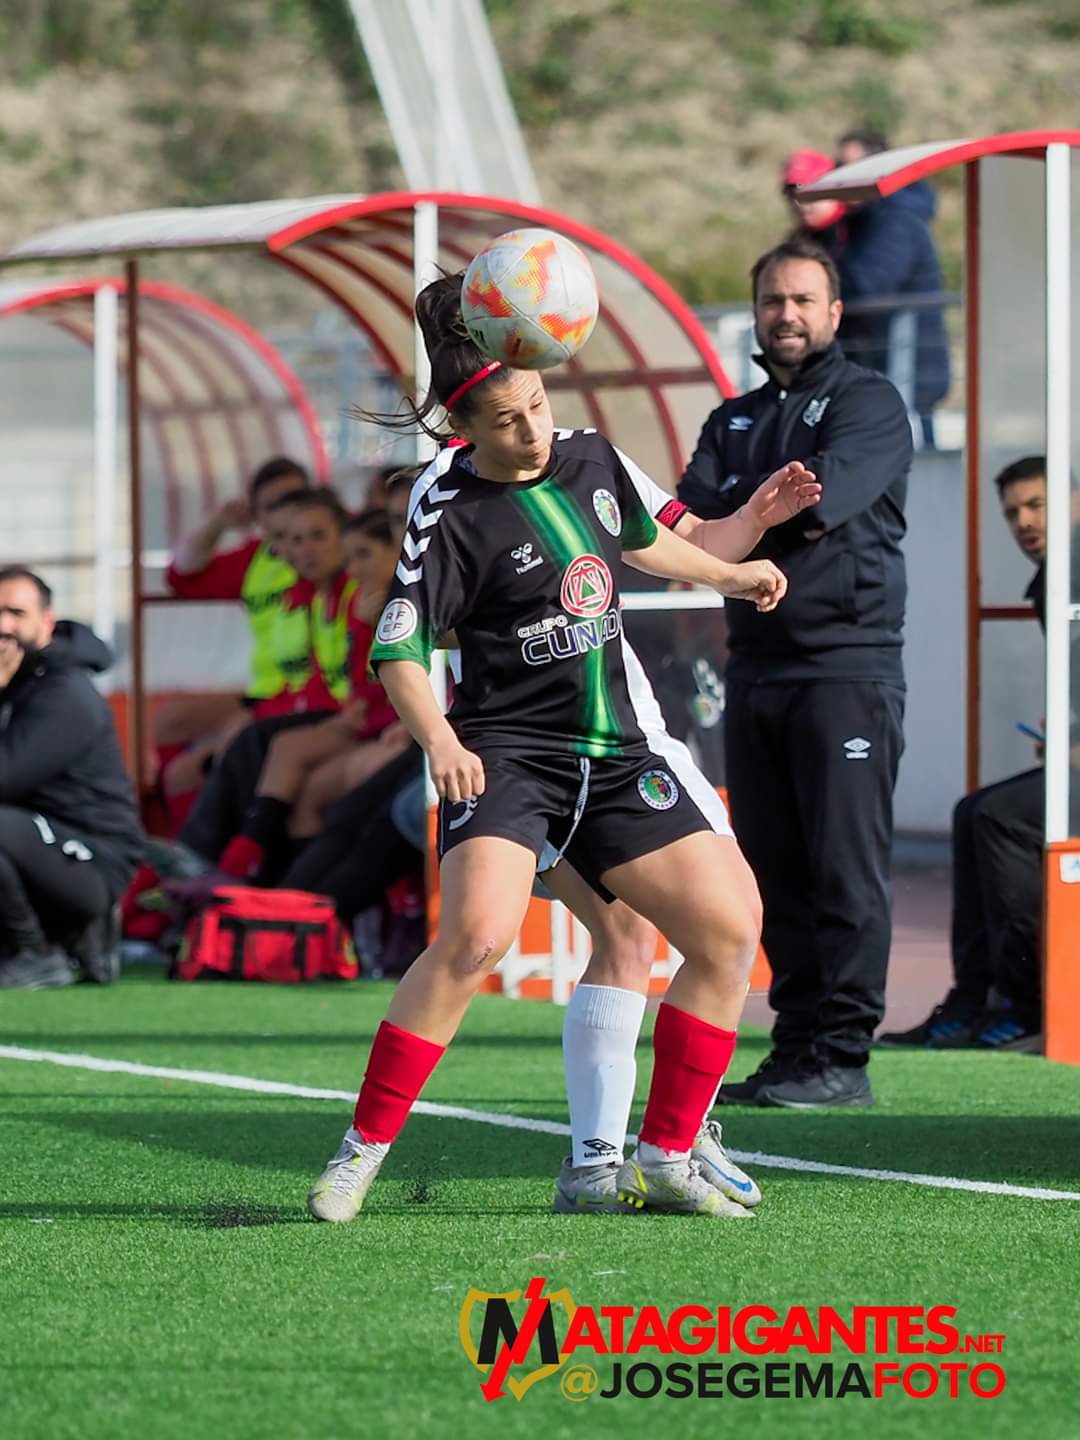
352, 270, 505, 440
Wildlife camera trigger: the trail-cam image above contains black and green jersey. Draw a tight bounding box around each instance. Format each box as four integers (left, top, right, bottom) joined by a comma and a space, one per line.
370, 429, 659, 758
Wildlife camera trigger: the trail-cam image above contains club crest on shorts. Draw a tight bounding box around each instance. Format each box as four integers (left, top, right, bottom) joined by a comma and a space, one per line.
638, 769, 679, 810
376, 598, 418, 644
592, 489, 621, 537
560, 554, 612, 618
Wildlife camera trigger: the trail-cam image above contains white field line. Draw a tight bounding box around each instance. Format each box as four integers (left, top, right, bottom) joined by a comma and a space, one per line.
2, 1043, 1079, 1205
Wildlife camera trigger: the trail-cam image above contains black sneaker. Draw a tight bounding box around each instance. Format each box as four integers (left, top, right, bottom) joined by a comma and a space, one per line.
877, 1003, 982, 1049
716, 1051, 803, 1106
758, 1057, 874, 1109
66, 906, 122, 985
975, 1009, 1042, 1054
0, 946, 78, 990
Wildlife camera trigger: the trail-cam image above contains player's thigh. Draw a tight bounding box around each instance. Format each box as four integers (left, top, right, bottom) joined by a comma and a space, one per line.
268, 721, 350, 768
152, 693, 244, 747
436, 835, 537, 965
541, 861, 655, 992
0, 807, 110, 922
600, 830, 761, 965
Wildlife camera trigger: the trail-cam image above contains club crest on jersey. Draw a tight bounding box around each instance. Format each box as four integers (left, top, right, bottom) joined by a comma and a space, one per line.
592, 489, 622, 537
802, 396, 830, 428
638, 769, 679, 811
560, 555, 612, 618
511, 542, 544, 574
376, 598, 418, 644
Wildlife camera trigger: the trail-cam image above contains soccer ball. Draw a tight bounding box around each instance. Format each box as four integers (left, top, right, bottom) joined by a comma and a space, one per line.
461, 228, 599, 370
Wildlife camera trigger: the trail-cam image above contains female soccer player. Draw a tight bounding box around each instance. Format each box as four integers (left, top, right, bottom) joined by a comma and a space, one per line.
308, 273, 786, 1223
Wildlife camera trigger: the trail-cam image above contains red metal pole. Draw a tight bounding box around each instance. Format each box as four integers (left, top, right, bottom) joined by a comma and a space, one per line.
125, 258, 147, 796
964, 162, 981, 794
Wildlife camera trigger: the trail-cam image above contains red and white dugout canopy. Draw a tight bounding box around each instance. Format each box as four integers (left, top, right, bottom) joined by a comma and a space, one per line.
0, 274, 329, 547
1, 192, 733, 492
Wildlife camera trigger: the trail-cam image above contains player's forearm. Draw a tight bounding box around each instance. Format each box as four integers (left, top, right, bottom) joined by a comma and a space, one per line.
377, 660, 457, 753
624, 521, 738, 590
692, 507, 766, 563
173, 517, 227, 574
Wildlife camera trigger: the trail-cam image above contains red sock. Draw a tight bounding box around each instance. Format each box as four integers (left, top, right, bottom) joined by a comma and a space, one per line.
353, 1020, 446, 1143
218, 835, 265, 880
639, 1003, 737, 1153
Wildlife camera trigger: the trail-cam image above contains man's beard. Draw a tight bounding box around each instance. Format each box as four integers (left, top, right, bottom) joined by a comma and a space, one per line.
758, 328, 827, 370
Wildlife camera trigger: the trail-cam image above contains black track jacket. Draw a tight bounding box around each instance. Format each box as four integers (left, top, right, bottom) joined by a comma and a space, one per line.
0, 622, 142, 893
679, 342, 913, 683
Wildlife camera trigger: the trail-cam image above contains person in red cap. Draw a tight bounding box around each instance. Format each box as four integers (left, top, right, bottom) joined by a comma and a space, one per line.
781, 150, 846, 241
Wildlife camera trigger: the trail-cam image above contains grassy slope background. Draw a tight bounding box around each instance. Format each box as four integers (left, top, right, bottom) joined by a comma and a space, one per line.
0, 0, 1077, 315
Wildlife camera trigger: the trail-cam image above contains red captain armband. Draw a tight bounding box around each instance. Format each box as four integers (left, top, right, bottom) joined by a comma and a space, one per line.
656, 497, 689, 531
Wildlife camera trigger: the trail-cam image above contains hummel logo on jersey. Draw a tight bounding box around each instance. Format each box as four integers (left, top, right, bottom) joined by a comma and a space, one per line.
511, 542, 544, 574
802, 396, 831, 428
582, 1138, 619, 1159
843, 737, 871, 760
728, 415, 753, 432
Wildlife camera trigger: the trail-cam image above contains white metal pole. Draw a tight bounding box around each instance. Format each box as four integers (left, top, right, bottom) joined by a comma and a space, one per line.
92, 283, 119, 657
413, 199, 439, 468
1044, 144, 1071, 842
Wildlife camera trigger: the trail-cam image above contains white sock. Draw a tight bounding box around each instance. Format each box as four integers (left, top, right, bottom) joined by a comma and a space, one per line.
638, 1140, 690, 1164
563, 984, 646, 1168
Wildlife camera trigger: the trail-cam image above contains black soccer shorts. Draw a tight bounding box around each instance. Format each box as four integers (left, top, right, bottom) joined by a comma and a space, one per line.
436, 746, 720, 895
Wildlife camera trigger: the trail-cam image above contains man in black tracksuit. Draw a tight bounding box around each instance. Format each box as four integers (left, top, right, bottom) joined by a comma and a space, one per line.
0, 568, 143, 989
679, 237, 913, 1107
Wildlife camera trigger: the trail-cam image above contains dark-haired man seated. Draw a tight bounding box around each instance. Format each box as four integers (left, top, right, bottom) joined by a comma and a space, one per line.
0, 568, 142, 989
880, 456, 1079, 1051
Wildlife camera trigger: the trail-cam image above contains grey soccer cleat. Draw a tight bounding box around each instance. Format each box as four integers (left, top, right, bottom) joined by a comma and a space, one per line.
0, 946, 77, 990
692, 1119, 762, 1207
307, 1128, 389, 1223
616, 1150, 756, 1219
552, 1157, 638, 1214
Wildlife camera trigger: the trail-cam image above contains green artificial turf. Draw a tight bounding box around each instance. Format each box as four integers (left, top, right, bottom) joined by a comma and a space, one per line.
2, 968, 1078, 1439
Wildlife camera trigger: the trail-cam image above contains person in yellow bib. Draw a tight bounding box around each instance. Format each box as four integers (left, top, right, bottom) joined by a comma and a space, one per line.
165, 456, 311, 716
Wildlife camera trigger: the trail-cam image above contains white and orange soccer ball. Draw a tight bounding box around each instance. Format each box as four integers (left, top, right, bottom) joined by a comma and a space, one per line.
461, 228, 599, 370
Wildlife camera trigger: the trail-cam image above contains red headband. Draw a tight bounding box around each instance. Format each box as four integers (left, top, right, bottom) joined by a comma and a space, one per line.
443, 360, 501, 413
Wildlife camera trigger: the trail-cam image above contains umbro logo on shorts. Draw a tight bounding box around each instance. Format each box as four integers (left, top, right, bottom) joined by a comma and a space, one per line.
843, 737, 871, 760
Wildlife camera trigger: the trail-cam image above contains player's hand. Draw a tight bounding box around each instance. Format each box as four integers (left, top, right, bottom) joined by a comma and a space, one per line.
215, 496, 252, 531
745, 461, 821, 529
340, 698, 369, 728
715, 559, 787, 611
428, 736, 486, 802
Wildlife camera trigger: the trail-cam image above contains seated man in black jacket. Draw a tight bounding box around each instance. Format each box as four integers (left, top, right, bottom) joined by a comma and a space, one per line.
881, 455, 1079, 1051
0, 567, 143, 989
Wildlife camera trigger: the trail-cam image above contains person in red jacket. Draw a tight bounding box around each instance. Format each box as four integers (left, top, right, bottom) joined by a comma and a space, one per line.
206, 504, 407, 883
162, 455, 311, 727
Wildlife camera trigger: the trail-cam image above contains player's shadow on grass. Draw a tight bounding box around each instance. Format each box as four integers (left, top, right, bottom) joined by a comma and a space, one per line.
0, 1200, 308, 1225
24, 1030, 570, 1051
33, 1105, 1080, 1191
37, 1108, 568, 1183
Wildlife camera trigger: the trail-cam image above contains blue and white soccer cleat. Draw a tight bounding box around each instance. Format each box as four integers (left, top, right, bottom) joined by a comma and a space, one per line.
616, 1150, 755, 1218
692, 1119, 762, 1208
552, 1157, 638, 1214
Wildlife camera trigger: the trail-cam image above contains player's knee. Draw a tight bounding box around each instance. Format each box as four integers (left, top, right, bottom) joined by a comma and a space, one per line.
701, 902, 760, 985
444, 921, 516, 985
